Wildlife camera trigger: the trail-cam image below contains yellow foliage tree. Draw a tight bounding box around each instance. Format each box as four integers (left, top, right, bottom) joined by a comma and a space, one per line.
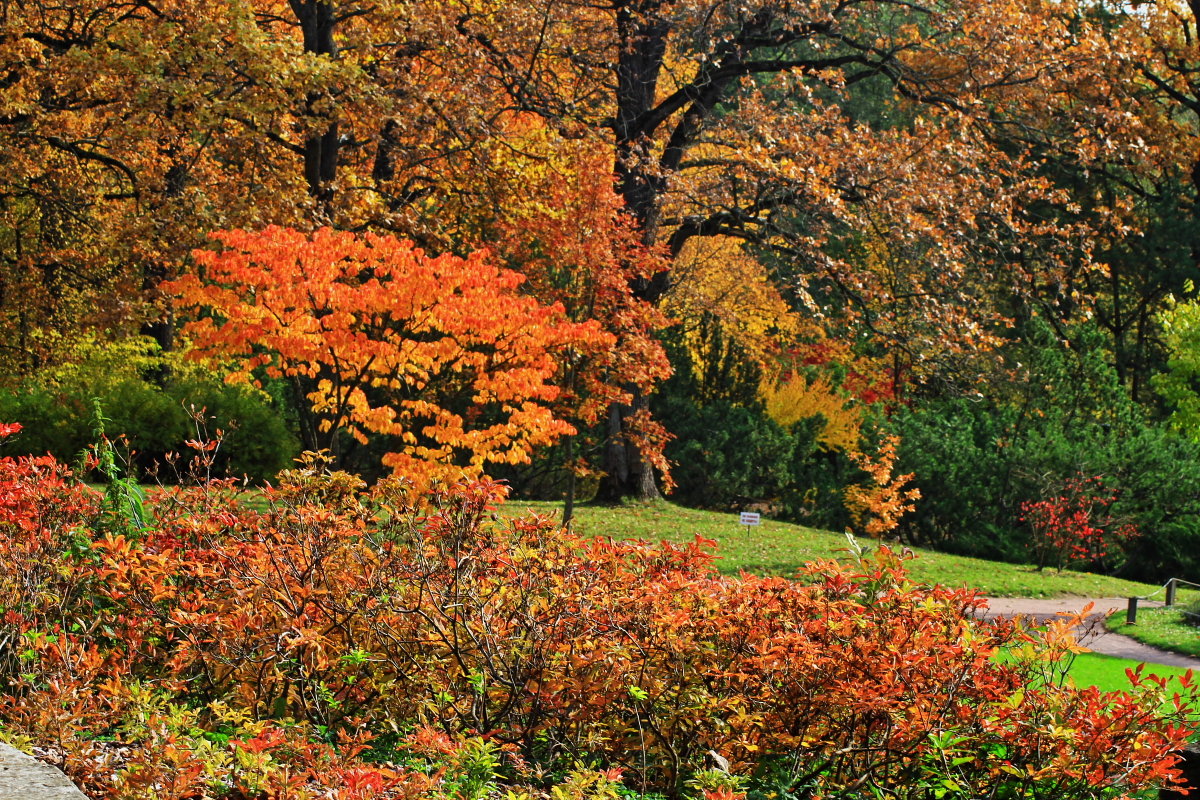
843, 435, 921, 539
664, 236, 800, 401
761, 374, 862, 455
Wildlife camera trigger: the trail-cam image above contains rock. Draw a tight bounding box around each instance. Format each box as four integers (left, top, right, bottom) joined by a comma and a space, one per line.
1162, 743, 1200, 800
0, 744, 87, 800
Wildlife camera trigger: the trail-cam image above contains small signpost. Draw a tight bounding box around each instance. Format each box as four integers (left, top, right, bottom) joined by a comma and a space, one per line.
739, 511, 761, 532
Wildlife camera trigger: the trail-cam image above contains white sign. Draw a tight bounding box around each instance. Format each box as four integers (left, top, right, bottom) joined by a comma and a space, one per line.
739, 511, 761, 526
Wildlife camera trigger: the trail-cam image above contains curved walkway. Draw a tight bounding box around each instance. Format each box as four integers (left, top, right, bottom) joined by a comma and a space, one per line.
983, 596, 1200, 669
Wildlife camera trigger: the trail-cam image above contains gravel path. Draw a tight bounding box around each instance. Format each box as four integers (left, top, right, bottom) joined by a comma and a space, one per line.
983, 596, 1200, 669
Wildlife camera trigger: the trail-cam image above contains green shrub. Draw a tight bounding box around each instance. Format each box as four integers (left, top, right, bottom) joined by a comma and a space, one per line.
662, 397, 792, 508
890, 321, 1200, 581
167, 377, 298, 481
0, 384, 91, 461
0, 338, 297, 482
653, 389, 855, 529
1100, 423, 1200, 581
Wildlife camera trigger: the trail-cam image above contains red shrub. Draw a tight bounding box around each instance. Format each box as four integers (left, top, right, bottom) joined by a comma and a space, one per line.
1022, 474, 1139, 572
0, 439, 1193, 800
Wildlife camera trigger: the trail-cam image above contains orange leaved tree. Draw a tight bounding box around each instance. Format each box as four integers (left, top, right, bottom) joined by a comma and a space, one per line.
168, 226, 613, 485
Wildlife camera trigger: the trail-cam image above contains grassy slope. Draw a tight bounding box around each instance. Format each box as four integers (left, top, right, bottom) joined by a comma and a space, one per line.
1104, 602, 1200, 659
510, 499, 1159, 599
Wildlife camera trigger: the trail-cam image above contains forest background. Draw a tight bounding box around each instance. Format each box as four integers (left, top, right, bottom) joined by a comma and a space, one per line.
7, 0, 1200, 582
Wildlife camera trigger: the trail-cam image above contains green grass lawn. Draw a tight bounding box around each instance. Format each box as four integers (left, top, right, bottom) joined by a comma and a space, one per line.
997, 649, 1194, 694
1055, 652, 1194, 694
1104, 600, 1200, 659
509, 498, 1160, 599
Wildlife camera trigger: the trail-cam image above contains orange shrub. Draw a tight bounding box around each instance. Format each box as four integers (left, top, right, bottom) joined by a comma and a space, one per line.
0, 431, 1194, 800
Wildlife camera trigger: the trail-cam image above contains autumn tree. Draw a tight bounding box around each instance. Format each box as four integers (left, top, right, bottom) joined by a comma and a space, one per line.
417, 116, 676, 502
0, 0, 681, 498
0, 0, 290, 370
0, 0, 499, 373
762, 373, 861, 455
169, 226, 612, 487
0, 0, 1176, 500
437, 0, 1168, 497
662, 235, 800, 404
1045, 2, 1200, 400
1099, 0, 1200, 210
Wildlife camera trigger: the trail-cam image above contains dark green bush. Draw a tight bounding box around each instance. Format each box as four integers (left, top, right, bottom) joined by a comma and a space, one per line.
890, 321, 1200, 581
1101, 424, 1200, 581
0, 340, 297, 482
0, 384, 92, 461
662, 397, 793, 509
889, 398, 1031, 562
167, 377, 299, 481
653, 388, 855, 529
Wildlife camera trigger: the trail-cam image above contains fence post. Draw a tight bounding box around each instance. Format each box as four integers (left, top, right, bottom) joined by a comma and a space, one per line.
1166, 578, 1177, 607
1127, 596, 1138, 625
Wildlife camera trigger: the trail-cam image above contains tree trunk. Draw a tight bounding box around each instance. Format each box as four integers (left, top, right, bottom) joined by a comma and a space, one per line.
139, 158, 185, 385
139, 268, 174, 385
598, 4, 672, 500
562, 433, 576, 528
596, 385, 661, 502
291, 0, 339, 207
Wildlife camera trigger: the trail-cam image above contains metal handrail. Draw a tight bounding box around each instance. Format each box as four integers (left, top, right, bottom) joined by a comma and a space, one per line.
1168, 578, 1200, 592
1133, 577, 1200, 602
1171, 579, 1200, 625
1125, 578, 1199, 625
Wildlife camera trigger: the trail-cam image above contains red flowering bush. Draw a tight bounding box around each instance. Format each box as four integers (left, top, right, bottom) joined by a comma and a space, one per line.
1022, 474, 1140, 573
0, 432, 1194, 800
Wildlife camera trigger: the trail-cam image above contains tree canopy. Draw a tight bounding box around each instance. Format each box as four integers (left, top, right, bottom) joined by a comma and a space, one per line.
0, 0, 1197, 497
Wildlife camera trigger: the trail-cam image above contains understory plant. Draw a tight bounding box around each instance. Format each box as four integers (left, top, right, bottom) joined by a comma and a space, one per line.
1022, 474, 1139, 573
891, 320, 1200, 580
0, 422, 1196, 800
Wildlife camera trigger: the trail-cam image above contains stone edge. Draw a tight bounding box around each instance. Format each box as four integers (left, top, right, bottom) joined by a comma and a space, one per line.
0, 743, 87, 799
